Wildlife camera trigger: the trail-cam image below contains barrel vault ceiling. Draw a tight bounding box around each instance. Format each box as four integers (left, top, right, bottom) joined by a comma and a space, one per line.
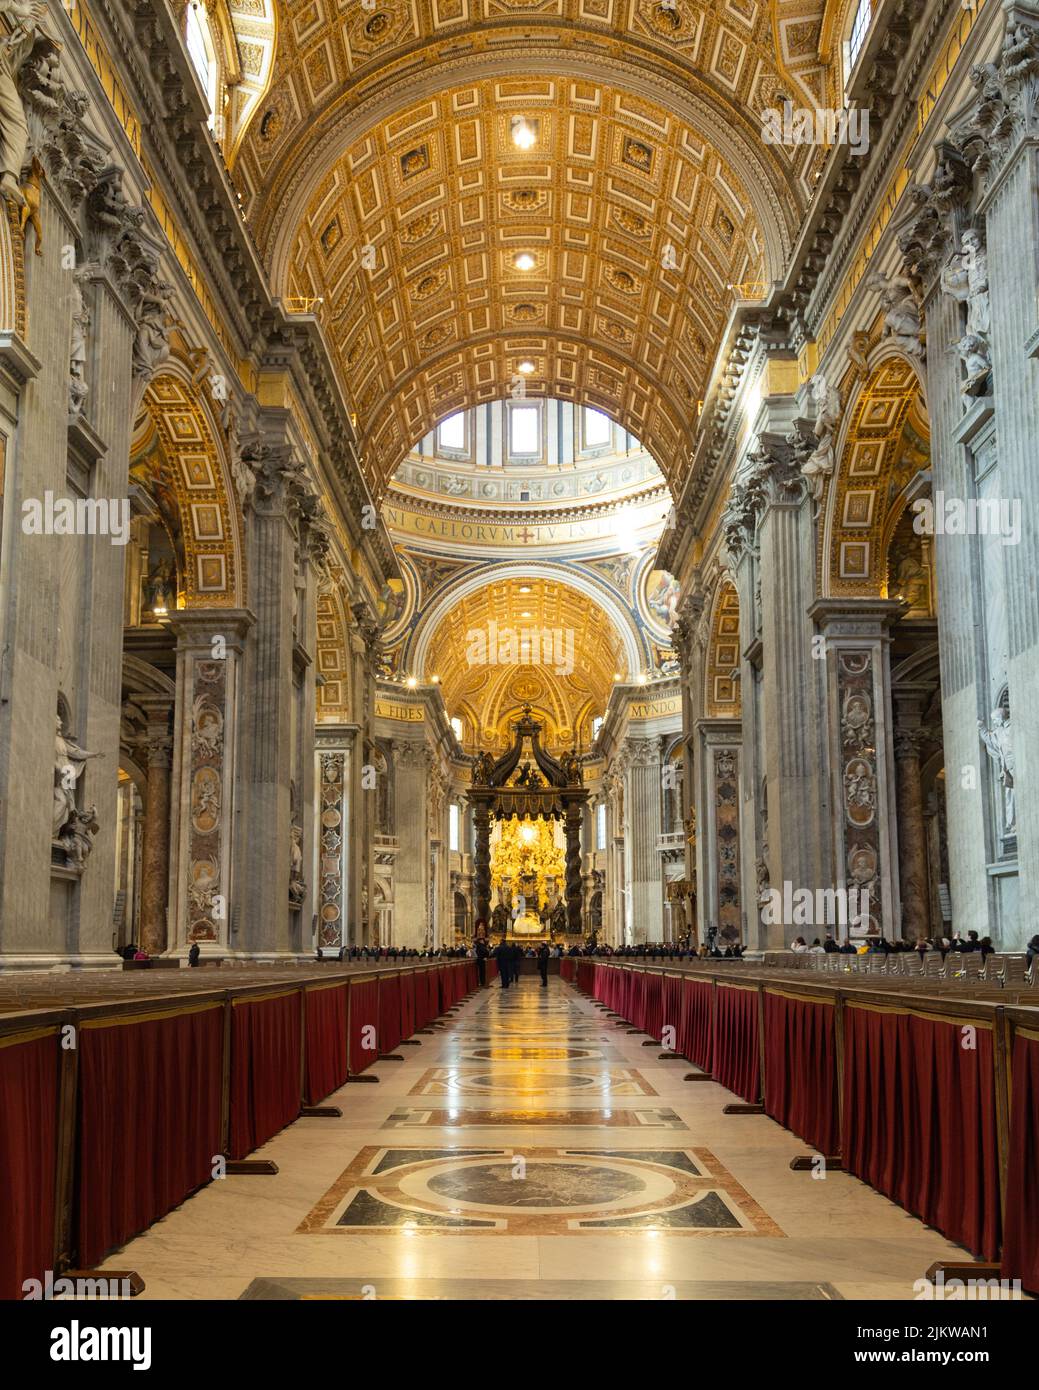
230, 2, 829, 499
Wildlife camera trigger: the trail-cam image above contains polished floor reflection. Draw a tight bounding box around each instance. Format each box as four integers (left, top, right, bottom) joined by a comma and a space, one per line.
101, 978, 967, 1300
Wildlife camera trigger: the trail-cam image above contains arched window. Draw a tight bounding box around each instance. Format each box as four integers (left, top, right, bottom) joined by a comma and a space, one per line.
185, 2, 219, 132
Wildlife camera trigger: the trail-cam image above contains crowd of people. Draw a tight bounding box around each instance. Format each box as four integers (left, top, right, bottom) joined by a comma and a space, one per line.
788, 930, 1039, 960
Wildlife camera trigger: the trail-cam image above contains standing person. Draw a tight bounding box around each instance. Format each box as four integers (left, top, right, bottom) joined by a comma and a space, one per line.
511, 939, 524, 984
494, 937, 512, 988
474, 925, 489, 986
188, 942, 201, 967
537, 940, 550, 988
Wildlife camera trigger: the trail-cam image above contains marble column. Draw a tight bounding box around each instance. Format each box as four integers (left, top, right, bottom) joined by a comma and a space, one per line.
753, 441, 833, 941
235, 441, 306, 956
169, 610, 253, 957
315, 726, 355, 955
893, 719, 931, 940
137, 696, 173, 955
979, 28, 1039, 935
393, 740, 430, 948
696, 721, 744, 946
811, 600, 903, 940
565, 801, 584, 934
624, 737, 663, 942
473, 801, 491, 926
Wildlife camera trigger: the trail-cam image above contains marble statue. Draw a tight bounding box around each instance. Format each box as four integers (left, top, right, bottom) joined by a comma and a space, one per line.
289, 824, 307, 906
68, 266, 91, 420
0, 0, 47, 206
53, 716, 101, 839
941, 230, 990, 338
979, 706, 1015, 833
132, 277, 175, 380
58, 803, 98, 867
865, 272, 924, 358
947, 333, 992, 397
802, 372, 840, 501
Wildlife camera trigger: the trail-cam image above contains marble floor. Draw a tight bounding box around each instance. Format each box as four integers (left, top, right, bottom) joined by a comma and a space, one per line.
100, 978, 968, 1300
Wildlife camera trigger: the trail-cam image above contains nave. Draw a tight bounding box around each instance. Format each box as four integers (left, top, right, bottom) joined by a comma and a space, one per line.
94, 976, 961, 1302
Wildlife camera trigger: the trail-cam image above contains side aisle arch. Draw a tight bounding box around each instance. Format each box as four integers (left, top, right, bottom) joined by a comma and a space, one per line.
822, 355, 929, 596
140, 369, 245, 607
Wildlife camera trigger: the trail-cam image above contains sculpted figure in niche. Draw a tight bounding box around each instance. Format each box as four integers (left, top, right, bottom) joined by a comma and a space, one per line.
979, 705, 1015, 833
289, 824, 307, 906
68, 264, 92, 419
53, 715, 101, 839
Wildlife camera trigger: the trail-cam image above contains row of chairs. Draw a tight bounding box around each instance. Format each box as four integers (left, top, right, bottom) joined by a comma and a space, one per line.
807, 951, 1036, 987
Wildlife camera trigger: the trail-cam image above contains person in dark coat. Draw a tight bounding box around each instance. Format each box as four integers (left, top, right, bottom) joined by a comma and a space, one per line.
188, 942, 201, 967
494, 938, 512, 988
474, 924, 489, 986
536, 941, 550, 988
510, 940, 524, 982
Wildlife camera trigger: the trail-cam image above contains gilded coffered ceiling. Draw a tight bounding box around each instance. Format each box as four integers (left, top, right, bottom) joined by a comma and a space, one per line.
422, 576, 626, 748
229, 2, 832, 498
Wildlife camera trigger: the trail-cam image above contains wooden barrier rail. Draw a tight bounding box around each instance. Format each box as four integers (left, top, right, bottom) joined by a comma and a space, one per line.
0, 960, 479, 1300
567, 960, 1039, 1295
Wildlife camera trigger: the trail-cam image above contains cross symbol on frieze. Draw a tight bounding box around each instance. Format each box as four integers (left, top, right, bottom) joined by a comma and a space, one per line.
517, 526, 536, 543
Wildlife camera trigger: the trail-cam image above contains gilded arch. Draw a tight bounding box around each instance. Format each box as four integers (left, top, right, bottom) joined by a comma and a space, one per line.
822, 354, 929, 597
137, 367, 245, 607
316, 572, 353, 722
704, 579, 741, 718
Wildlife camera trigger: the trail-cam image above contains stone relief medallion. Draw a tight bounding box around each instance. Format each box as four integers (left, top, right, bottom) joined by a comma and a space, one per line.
188, 857, 219, 942
843, 758, 876, 828
190, 766, 222, 835
638, 560, 681, 639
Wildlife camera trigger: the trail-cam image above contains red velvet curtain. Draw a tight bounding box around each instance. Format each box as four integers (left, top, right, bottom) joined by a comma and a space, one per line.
1002, 1031, 1039, 1294
630, 971, 648, 1031
560, 958, 575, 982
79, 1004, 224, 1266
486, 958, 499, 983
763, 991, 839, 1155
423, 969, 438, 1026
229, 991, 302, 1161
713, 984, 760, 1102
379, 974, 403, 1053
349, 978, 381, 1074
304, 985, 349, 1105
661, 976, 683, 1052
400, 971, 417, 1039
576, 961, 593, 993
683, 978, 714, 1072
843, 1005, 1000, 1261
0, 1030, 59, 1300
644, 973, 663, 1041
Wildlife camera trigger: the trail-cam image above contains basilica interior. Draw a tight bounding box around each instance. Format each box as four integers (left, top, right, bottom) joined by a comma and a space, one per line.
0, 0, 1037, 1322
